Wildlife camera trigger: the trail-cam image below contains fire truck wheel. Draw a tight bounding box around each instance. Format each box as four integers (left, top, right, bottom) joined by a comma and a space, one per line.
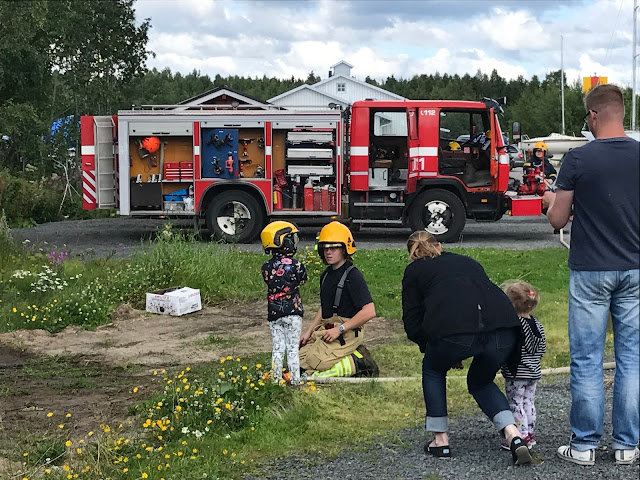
205, 190, 265, 243
409, 189, 465, 243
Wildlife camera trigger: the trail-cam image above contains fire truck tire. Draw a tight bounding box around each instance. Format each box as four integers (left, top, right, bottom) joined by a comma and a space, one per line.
205, 190, 265, 243
409, 189, 465, 243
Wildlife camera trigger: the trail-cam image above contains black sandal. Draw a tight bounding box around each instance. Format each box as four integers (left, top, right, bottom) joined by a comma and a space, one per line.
424, 442, 452, 458
510, 437, 532, 465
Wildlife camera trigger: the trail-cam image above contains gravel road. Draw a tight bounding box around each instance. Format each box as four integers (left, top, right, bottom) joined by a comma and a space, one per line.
11, 215, 569, 259
244, 375, 638, 480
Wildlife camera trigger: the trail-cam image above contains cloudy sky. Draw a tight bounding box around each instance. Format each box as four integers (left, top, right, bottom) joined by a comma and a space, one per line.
134, 0, 637, 88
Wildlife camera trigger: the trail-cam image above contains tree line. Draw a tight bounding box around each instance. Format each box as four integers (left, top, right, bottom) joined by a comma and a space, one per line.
1, 0, 638, 180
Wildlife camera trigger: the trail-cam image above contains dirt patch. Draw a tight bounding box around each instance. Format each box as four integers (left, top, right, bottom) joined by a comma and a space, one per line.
0, 347, 162, 447
0, 301, 401, 368
0, 302, 401, 463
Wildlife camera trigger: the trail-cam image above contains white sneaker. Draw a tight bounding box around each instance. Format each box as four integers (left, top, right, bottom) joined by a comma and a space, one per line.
557, 445, 596, 466
615, 447, 639, 465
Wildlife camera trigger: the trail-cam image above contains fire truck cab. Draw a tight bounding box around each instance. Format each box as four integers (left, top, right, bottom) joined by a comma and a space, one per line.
81, 98, 541, 243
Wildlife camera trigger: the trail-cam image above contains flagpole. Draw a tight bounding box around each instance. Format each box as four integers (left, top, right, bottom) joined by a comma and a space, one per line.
632, 0, 637, 130
561, 35, 565, 134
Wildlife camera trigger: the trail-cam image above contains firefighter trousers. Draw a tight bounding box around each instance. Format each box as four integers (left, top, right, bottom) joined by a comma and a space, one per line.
299, 315, 363, 373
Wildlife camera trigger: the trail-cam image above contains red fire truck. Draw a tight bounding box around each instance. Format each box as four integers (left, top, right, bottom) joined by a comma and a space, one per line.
80, 99, 543, 243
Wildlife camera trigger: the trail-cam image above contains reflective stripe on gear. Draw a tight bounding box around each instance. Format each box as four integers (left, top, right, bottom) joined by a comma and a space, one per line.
309, 356, 355, 379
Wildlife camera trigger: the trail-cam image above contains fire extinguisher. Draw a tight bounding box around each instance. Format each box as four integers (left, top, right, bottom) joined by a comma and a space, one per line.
304, 179, 314, 211
328, 185, 337, 211
274, 184, 283, 211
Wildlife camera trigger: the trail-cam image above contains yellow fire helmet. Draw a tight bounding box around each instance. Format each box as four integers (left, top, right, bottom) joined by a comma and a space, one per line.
448, 141, 461, 151
317, 221, 356, 255
261, 221, 299, 253
533, 141, 548, 152
485, 130, 491, 139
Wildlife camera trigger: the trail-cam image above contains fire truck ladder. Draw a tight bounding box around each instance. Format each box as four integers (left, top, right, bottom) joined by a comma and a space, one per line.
94, 117, 117, 209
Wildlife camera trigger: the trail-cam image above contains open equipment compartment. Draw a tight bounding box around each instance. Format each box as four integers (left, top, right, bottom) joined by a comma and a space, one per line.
128, 121, 194, 213
273, 127, 338, 212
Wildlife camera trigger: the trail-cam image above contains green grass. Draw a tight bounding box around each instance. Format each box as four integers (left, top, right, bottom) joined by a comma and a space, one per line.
200, 334, 242, 348
0, 230, 613, 480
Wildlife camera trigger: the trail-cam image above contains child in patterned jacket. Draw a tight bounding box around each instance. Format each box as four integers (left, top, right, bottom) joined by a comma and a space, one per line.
260, 221, 308, 385
500, 281, 546, 450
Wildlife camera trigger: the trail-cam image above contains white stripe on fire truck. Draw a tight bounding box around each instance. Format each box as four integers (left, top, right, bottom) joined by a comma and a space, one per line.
265, 146, 272, 156
81, 145, 95, 156
350, 146, 368, 156
409, 147, 437, 157
419, 172, 437, 177
349, 171, 368, 176
83, 177, 96, 197
498, 154, 509, 164
193, 146, 200, 156
84, 183, 96, 199
83, 171, 96, 188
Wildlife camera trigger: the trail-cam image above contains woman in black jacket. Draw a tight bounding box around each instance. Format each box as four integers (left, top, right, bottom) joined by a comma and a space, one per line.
402, 231, 531, 465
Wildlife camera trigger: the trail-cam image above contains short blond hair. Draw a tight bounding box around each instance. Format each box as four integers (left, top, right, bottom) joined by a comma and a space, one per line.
502, 280, 539, 316
407, 231, 441, 261
585, 84, 624, 118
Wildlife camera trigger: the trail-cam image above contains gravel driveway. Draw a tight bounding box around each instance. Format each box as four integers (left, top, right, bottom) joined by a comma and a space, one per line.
245, 375, 638, 479
11, 215, 569, 259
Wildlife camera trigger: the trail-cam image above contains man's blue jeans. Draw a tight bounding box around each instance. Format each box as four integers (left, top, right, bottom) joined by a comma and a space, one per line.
568, 269, 639, 451
422, 327, 519, 433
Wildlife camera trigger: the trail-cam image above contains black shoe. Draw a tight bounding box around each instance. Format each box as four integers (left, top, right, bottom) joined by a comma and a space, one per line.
510, 437, 532, 465
352, 345, 379, 377
424, 442, 451, 458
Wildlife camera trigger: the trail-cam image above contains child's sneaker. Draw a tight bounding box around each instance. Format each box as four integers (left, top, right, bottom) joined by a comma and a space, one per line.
557, 445, 595, 466
500, 441, 511, 451
525, 434, 536, 449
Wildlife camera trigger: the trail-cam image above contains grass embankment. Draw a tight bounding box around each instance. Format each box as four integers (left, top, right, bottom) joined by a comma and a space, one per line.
1, 226, 607, 479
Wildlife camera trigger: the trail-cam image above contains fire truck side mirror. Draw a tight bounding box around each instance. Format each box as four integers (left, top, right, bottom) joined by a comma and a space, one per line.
496, 96, 507, 106
512, 122, 521, 143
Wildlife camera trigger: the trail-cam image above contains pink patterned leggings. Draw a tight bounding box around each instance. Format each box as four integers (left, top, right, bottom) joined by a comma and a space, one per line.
505, 378, 538, 438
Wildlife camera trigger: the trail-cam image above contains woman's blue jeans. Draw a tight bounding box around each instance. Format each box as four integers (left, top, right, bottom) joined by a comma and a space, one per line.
568, 269, 639, 452
422, 327, 519, 433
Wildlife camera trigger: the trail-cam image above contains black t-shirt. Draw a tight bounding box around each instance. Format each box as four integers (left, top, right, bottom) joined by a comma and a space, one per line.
555, 137, 639, 270
319, 261, 373, 319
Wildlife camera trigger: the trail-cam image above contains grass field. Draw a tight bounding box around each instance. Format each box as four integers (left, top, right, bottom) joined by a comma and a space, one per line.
0, 225, 613, 479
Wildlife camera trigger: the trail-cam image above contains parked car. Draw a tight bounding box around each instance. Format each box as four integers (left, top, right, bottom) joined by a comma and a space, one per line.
507, 144, 524, 168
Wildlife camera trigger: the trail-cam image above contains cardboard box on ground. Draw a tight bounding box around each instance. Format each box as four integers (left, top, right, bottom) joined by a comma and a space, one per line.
145, 287, 202, 316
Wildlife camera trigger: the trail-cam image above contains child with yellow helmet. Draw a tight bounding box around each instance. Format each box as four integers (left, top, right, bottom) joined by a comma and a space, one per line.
260, 221, 307, 385
298, 221, 377, 378
525, 141, 557, 181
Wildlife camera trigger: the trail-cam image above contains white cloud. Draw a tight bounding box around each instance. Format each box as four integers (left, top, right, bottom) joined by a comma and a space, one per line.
473, 7, 551, 51
138, 0, 637, 88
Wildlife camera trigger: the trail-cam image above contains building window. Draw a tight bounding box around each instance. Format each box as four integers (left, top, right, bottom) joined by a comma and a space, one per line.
337, 83, 346, 93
